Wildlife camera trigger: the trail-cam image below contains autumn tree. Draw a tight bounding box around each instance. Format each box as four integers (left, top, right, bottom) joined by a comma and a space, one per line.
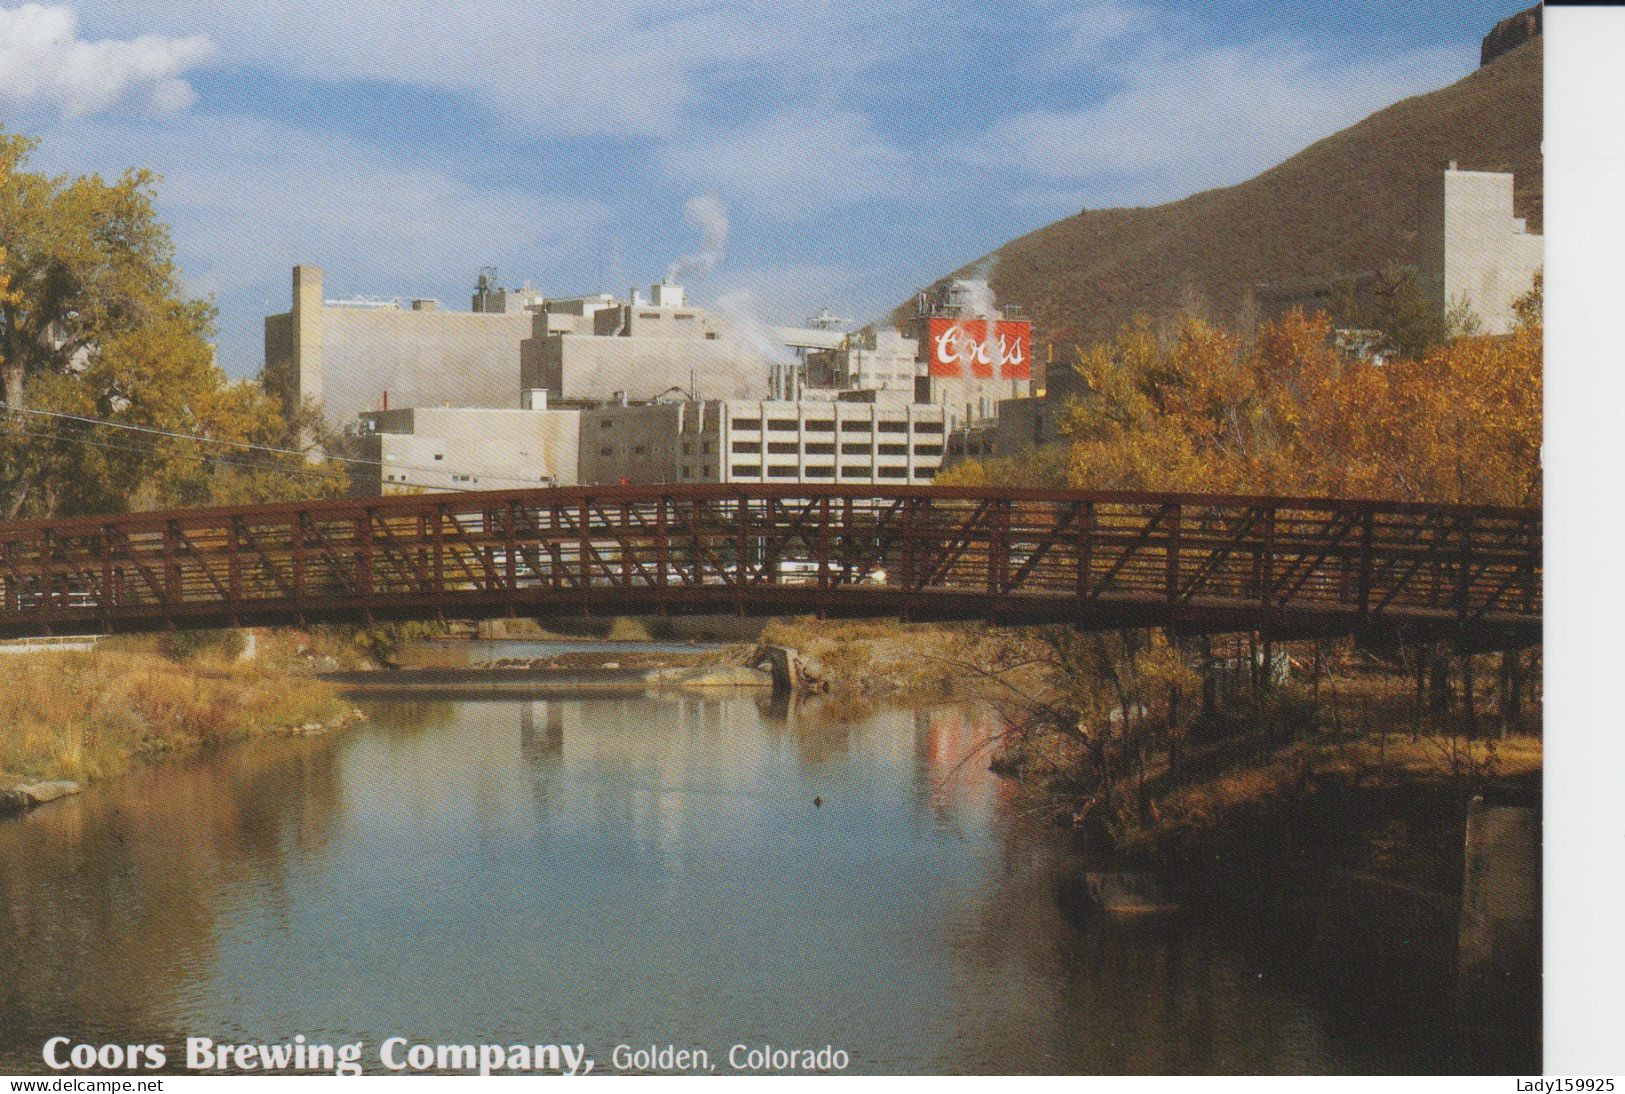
1047, 290, 1541, 507
1, 128, 343, 518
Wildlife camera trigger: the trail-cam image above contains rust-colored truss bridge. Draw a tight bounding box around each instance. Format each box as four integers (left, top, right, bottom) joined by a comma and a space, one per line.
0, 485, 1540, 648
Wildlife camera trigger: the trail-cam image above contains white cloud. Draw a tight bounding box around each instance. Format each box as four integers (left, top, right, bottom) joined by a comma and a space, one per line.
660, 107, 913, 219
1036, 0, 1154, 67
0, 3, 211, 116
81, 1, 904, 138
976, 29, 1475, 205
35, 112, 610, 373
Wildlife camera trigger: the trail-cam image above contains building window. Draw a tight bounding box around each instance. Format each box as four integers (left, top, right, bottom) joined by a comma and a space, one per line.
913, 444, 944, 457
600, 419, 614, 428
878, 466, 908, 478
682, 467, 693, 478
733, 418, 761, 431
805, 442, 835, 455
639, 311, 659, 319
703, 465, 713, 477
701, 441, 713, 455
913, 421, 944, 434
767, 418, 798, 431
840, 420, 872, 432
599, 446, 614, 457
682, 442, 692, 455
841, 444, 872, 456
804, 465, 834, 478
878, 443, 908, 457
433, 453, 444, 460
805, 419, 835, 432
840, 466, 870, 478
913, 467, 936, 478
877, 421, 908, 433
767, 465, 799, 478
767, 441, 797, 455
732, 465, 760, 478
732, 441, 761, 454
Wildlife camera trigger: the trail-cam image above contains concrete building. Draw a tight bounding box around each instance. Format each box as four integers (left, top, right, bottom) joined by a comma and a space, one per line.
946, 395, 1064, 465
266, 265, 542, 431
805, 327, 918, 395
1418, 165, 1543, 335
520, 282, 774, 405
578, 396, 947, 486
905, 279, 1034, 432
352, 403, 580, 495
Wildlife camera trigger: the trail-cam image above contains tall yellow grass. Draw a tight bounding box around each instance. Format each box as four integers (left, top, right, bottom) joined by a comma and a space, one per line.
0, 645, 347, 785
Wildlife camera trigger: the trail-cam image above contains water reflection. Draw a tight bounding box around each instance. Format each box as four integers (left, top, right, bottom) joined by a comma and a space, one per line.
0, 684, 1483, 1074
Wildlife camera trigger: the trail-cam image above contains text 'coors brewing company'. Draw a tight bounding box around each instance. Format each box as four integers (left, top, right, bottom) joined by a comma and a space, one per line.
926, 318, 1033, 380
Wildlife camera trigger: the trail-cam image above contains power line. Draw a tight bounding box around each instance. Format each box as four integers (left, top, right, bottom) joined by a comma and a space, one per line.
1, 402, 556, 491
2, 422, 496, 497
3, 423, 354, 489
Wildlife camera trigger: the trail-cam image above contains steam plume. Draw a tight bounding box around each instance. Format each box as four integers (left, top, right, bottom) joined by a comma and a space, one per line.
666, 194, 729, 282
713, 290, 797, 367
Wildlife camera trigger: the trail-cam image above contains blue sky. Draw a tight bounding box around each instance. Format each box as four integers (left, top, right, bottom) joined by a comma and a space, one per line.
1, 1, 1522, 377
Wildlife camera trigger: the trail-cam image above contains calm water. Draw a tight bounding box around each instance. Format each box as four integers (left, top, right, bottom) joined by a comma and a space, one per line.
0, 664, 1478, 1074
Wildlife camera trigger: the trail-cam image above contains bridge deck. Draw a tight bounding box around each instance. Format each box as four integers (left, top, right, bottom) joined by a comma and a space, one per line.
0, 485, 1541, 647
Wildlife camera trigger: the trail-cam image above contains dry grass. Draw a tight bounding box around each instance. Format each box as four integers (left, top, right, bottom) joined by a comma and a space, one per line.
758, 617, 1022, 695
0, 642, 348, 785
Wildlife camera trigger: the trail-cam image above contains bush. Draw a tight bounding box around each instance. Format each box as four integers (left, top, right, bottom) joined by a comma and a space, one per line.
156, 628, 247, 662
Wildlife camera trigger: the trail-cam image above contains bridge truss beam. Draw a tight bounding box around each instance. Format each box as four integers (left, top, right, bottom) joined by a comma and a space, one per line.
0, 485, 1541, 648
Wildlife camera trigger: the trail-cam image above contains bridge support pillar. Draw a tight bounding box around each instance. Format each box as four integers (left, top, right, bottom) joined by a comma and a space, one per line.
1459, 794, 1541, 1055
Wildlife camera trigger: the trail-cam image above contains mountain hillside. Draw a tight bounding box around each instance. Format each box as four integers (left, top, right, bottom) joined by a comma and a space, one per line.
897, 17, 1542, 362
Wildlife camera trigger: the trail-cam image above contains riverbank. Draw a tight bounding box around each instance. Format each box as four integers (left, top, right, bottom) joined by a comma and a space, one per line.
757, 617, 1033, 698
753, 618, 1542, 897
324, 636, 769, 696
0, 637, 355, 813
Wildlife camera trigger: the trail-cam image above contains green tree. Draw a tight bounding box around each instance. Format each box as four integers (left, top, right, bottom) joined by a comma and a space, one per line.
1329, 264, 1451, 360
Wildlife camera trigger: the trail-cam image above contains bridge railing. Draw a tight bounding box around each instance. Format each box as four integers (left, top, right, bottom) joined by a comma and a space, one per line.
0, 485, 1540, 640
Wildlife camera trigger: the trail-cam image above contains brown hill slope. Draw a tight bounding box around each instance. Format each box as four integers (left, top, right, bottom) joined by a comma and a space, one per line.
897, 34, 1541, 355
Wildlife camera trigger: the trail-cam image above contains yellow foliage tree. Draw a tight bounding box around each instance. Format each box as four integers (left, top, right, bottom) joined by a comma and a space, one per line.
1052, 290, 1540, 507
2, 128, 345, 518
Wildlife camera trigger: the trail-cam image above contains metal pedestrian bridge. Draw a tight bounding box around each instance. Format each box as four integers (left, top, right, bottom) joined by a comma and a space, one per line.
0, 485, 1540, 647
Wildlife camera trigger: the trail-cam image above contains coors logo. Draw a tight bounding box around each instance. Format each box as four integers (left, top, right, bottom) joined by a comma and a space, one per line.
926, 318, 1032, 380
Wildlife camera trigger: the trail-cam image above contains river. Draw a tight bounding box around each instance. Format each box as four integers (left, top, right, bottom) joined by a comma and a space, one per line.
0, 643, 1491, 1074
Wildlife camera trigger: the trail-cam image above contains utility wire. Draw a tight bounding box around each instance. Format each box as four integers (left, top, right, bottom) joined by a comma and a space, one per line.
1, 423, 507, 497
3, 423, 355, 488
1, 402, 556, 491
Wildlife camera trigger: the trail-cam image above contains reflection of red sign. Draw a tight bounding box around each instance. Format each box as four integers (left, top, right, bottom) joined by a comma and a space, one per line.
926, 318, 1032, 380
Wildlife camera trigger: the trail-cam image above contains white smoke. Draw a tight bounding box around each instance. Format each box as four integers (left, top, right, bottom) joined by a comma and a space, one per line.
666, 194, 729, 283
957, 259, 999, 319
945, 256, 1004, 380
712, 290, 797, 367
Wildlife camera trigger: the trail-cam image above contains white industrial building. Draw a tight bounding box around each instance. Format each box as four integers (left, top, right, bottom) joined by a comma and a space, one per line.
577, 396, 947, 486
805, 327, 919, 396
265, 266, 546, 431
519, 282, 778, 405
906, 279, 1035, 432
1419, 165, 1544, 335
352, 403, 580, 495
